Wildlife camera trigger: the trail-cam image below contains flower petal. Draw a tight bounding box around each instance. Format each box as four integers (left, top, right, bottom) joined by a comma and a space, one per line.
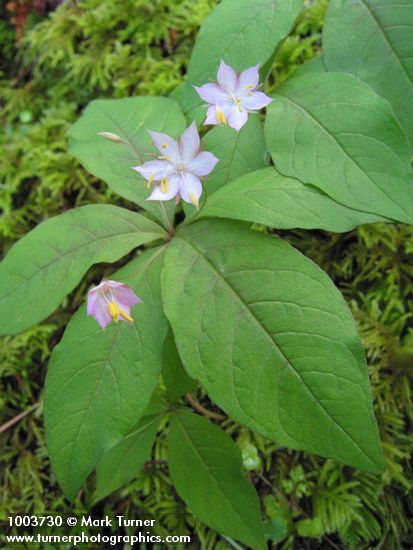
148, 130, 180, 162
102, 280, 128, 290
132, 160, 173, 180
94, 303, 112, 330
217, 60, 238, 93
188, 151, 219, 176
242, 91, 272, 111
117, 291, 142, 309
86, 287, 100, 316
146, 173, 181, 201
194, 83, 227, 104
108, 282, 142, 308
178, 172, 203, 206
227, 106, 249, 131
179, 122, 200, 162
238, 64, 260, 92
86, 280, 142, 330
204, 105, 218, 125
88, 295, 111, 330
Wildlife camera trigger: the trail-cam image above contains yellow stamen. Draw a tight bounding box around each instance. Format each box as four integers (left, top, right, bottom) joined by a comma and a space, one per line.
189, 192, 199, 209
216, 109, 227, 125
158, 155, 171, 160
107, 302, 120, 321
119, 310, 133, 323
236, 98, 243, 113
146, 173, 156, 189
107, 301, 133, 323
246, 84, 254, 89
161, 143, 168, 149
161, 177, 170, 194
247, 92, 253, 96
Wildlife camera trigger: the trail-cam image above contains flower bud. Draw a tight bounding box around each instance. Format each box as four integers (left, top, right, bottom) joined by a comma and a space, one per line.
97, 131, 125, 143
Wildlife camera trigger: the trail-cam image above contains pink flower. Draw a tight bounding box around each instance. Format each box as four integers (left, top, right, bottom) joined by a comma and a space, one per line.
87, 280, 142, 330
194, 60, 272, 132
132, 122, 218, 208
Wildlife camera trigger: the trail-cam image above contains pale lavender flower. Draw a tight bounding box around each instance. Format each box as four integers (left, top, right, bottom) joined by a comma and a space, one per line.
132, 122, 218, 208
87, 280, 142, 330
194, 60, 272, 131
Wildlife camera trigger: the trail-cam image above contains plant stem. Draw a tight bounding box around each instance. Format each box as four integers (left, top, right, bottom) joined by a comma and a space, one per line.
159, 201, 174, 235
185, 394, 225, 421
221, 535, 244, 550
0, 402, 39, 435
125, 140, 143, 163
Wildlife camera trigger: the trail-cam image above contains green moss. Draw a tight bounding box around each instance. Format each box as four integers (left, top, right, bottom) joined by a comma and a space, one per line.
1, 1, 412, 548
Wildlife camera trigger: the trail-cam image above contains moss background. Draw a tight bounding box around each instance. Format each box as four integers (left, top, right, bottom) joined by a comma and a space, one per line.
0, 0, 412, 548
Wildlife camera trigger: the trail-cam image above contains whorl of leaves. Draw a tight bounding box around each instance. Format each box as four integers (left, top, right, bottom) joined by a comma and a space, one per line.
0, 1, 412, 548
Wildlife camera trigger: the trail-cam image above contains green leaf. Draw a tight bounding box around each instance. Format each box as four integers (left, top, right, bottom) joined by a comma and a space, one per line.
94, 395, 166, 502
44, 246, 168, 499
162, 219, 384, 472
182, 0, 304, 113
263, 519, 288, 543
184, 116, 267, 221
168, 409, 266, 550
265, 72, 413, 224
264, 494, 290, 522
68, 97, 187, 224
94, 415, 160, 502
241, 443, 261, 471
199, 167, 388, 231
0, 205, 166, 336
169, 82, 206, 126
162, 328, 197, 402
263, 494, 292, 540
296, 517, 323, 538
202, 116, 267, 196
294, 55, 326, 77
323, 0, 413, 148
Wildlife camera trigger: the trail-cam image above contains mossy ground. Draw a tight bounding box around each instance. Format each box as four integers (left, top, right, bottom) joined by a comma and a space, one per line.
0, 1, 412, 548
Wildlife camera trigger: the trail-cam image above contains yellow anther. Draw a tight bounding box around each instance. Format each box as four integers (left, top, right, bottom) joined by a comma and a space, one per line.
146, 173, 156, 188
119, 310, 133, 323
161, 143, 168, 148
107, 301, 133, 323
247, 92, 253, 96
216, 109, 227, 124
158, 155, 171, 161
236, 98, 243, 112
189, 192, 199, 209
107, 302, 120, 321
246, 84, 254, 89
161, 177, 170, 194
